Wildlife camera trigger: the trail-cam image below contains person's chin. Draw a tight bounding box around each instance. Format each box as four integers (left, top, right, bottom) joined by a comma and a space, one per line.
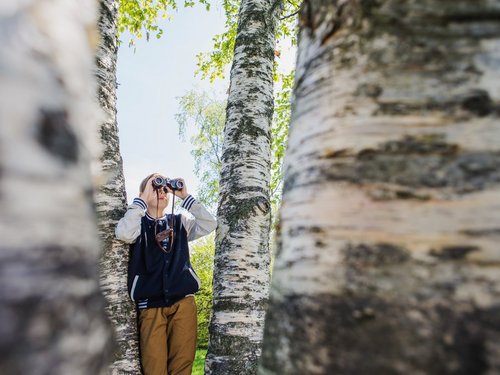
149, 203, 166, 210
157, 204, 169, 211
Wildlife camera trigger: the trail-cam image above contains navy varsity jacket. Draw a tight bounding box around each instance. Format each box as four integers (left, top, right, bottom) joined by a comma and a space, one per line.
115, 195, 217, 309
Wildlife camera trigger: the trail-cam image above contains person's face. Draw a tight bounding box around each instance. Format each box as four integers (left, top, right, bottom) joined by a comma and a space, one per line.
143, 174, 171, 210
154, 174, 171, 207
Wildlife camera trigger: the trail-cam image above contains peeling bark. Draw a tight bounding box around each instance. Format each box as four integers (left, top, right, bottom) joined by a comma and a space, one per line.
205, 0, 283, 373
94, 0, 141, 373
0, 1, 112, 373
261, 1, 500, 374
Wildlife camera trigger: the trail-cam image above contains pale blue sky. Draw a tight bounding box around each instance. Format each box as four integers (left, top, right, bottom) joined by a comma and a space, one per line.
117, 5, 228, 203
117, 5, 296, 204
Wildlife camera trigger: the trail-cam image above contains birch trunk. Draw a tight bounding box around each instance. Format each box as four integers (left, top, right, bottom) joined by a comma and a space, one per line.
261, 1, 500, 374
205, 0, 282, 373
0, 1, 112, 373
94, 0, 141, 373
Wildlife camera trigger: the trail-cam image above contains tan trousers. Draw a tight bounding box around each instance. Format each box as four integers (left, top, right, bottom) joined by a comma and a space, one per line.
138, 296, 197, 375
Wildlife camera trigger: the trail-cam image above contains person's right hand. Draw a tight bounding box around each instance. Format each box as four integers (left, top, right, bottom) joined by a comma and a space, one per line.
139, 174, 164, 208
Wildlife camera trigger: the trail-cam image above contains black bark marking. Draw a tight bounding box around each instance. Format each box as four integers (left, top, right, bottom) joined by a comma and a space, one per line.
356, 83, 383, 98
288, 225, 324, 237
0, 246, 112, 373
261, 294, 500, 374
377, 135, 459, 156
224, 113, 271, 142
377, 92, 500, 117
294, 151, 500, 194
206, 350, 259, 374
286, 136, 500, 195
36, 109, 78, 163
461, 90, 493, 117
315, 239, 326, 248
344, 243, 410, 268
321, 148, 351, 158
443, 11, 500, 24
367, 187, 431, 201
430, 246, 480, 260
298, 0, 313, 30
299, 0, 358, 42
394, 189, 430, 200
218, 196, 271, 234
460, 228, 500, 237
212, 298, 267, 313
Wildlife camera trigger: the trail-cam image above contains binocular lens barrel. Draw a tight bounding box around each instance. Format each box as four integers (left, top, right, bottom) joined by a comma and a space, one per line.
170, 180, 184, 189
152, 177, 164, 187
151, 176, 184, 191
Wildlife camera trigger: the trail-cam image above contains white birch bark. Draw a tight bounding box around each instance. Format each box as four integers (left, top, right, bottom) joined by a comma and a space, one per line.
0, 1, 113, 373
94, 1, 141, 373
260, 0, 500, 373
205, 0, 283, 373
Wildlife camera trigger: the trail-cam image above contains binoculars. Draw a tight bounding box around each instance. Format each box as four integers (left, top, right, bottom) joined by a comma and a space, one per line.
152, 176, 184, 191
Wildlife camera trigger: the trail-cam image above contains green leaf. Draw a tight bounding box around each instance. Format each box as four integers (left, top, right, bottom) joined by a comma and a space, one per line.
118, 0, 210, 43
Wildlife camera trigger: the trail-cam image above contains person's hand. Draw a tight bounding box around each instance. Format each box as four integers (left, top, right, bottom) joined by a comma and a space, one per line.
139, 174, 166, 207
172, 177, 188, 200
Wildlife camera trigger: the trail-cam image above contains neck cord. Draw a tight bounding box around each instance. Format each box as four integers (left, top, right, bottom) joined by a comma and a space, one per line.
154, 189, 176, 253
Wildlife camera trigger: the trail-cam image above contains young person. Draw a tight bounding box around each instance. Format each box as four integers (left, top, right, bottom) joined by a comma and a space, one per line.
116, 173, 217, 375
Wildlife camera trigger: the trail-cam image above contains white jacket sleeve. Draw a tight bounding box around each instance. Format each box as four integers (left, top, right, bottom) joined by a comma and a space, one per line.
115, 197, 147, 244
180, 195, 217, 242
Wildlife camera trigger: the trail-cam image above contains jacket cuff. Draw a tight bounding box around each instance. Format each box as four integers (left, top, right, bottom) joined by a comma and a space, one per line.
181, 195, 196, 211
132, 197, 147, 211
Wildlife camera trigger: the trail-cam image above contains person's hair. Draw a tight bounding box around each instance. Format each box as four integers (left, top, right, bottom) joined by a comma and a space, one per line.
139, 173, 158, 193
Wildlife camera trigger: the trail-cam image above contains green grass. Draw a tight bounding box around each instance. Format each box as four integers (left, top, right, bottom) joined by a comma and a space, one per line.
192, 348, 207, 375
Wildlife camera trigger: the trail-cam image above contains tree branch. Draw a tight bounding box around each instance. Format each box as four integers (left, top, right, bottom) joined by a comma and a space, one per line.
280, 9, 299, 21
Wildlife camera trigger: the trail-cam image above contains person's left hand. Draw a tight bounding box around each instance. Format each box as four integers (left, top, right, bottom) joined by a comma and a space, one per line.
172, 177, 188, 200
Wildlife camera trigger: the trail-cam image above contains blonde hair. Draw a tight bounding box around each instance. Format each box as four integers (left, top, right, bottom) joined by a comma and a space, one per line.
139, 173, 158, 193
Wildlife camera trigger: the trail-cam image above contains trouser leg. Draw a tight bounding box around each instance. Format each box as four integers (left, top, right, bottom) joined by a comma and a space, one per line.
166, 296, 198, 375
138, 307, 168, 375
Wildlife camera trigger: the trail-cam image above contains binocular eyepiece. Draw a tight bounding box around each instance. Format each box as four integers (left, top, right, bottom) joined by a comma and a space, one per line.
152, 176, 184, 191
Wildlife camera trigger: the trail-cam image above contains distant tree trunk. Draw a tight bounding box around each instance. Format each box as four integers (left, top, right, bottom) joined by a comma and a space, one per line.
205, 0, 283, 373
260, 1, 500, 374
0, 1, 112, 374
95, 0, 141, 373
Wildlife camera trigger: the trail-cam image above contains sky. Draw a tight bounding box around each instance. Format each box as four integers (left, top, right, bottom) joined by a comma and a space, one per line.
116, 5, 228, 203
117, 5, 296, 204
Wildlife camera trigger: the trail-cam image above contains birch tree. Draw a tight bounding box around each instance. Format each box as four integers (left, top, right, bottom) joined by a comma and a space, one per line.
96, 1, 212, 372
196, 0, 298, 212
95, 0, 140, 373
260, 1, 500, 374
205, 0, 283, 373
0, 1, 112, 373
